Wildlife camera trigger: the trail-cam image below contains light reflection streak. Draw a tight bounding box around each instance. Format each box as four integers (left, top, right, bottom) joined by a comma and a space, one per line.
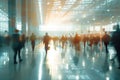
25, 48, 28, 54
3, 61, 6, 65
106, 76, 110, 80
7, 58, 9, 61
70, 57, 72, 60
82, 60, 85, 67
46, 40, 62, 79
38, 0, 43, 24
87, 54, 89, 58
58, 75, 62, 80
76, 75, 79, 80
62, 59, 65, 64
92, 57, 95, 63
0, 52, 9, 65
109, 64, 112, 71
66, 64, 69, 70
38, 50, 44, 80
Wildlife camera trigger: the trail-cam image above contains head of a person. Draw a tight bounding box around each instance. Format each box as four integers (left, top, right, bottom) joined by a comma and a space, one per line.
32, 33, 34, 35
105, 31, 107, 34
14, 29, 19, 33
5, 30, 7, 33
75, 33, 78, 36
102, 28, 105, 32
45, 32, 48, 36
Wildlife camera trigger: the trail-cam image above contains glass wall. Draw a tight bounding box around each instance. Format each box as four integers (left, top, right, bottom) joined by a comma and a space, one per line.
0, 0, 8, 36
0, 10, 8, 35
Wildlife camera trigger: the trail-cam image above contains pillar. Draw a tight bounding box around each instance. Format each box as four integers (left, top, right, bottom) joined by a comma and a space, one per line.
8, 0, 16, 35
21, 0, 26, 34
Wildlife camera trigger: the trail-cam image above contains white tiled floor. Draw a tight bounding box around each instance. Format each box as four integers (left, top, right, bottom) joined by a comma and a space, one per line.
0, 41, 120, 80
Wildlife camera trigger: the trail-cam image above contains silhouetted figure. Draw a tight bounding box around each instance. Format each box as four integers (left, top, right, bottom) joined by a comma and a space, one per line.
11, 29, 22, 64
111, 24, 120, 69
73, 33, 81, 51
82, 34, 87, 50
60, 35, 67, 49
102, 32, 110, 54
43, 33, 51, 55
89, 34, 94, 51
20, 33, 26, 49
30, 33, 36, 52
94, 34, 100, 53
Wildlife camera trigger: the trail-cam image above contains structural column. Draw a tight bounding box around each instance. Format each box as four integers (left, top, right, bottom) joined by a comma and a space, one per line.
21, 0, 26, 34
27, 0, 32, 35
8, 0, 16, 35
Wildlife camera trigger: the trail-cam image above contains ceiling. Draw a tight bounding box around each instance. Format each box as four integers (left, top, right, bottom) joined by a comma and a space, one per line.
41, 0, 120, 26
0, 0, 8, 20
0, 0, 120, 30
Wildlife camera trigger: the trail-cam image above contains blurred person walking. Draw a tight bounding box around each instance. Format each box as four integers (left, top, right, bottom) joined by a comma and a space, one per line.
102, 32, 110, 54
60, 35, 67, 49
30, 33, 36, 52
11, 29, 23, 64
20, 33, 26, 49
43, 33, 51, 55
73, 33, 81, 51
111, 24, 120, 69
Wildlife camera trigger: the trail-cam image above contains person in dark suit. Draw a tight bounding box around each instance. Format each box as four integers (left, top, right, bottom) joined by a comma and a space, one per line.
111, 24, 120, 69
12, 29, 22, 64
43, 33, 51, 55
30, 33, 36, 52
102, 32, 110, 54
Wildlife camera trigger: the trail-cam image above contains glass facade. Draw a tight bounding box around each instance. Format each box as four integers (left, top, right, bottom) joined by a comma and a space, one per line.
0, 0, 119, 35
0, 10, 8, 32
0, 0, 8, 35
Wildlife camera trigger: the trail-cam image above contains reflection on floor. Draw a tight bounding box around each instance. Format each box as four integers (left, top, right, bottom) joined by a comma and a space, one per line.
0, 40, 120, 80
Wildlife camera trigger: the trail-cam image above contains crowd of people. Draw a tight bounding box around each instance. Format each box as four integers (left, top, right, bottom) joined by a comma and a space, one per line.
0, 24, 120, 69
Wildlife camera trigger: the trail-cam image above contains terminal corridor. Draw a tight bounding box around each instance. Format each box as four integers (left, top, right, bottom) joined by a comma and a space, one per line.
0, 0, 120, 80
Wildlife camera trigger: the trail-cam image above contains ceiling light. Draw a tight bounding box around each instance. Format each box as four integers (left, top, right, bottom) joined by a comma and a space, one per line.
93, 18, 96, 21
47, 2, 50, 5
107, 9, 110, 12
58, 6, 62, 9
82, 14, 86, 18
